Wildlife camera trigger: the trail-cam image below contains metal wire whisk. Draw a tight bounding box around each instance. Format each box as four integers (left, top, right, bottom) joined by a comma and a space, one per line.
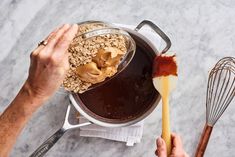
195, 57, 235, 157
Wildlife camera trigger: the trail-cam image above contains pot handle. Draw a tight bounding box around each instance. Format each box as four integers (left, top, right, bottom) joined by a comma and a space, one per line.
29, 128, 66, 157
29, 104, 92, 157
135, 20, 171, 54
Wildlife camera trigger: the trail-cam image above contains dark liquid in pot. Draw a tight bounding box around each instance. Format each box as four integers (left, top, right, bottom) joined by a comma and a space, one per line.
78, 37, 158, 120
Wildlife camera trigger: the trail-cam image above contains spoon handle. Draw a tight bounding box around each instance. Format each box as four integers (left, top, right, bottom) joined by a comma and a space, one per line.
162, 95, 171, 156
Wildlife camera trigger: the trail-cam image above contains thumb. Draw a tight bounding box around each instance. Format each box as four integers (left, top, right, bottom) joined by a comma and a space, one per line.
156, 137, 167, 157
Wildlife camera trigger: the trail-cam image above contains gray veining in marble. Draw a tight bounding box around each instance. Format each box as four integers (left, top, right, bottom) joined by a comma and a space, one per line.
0, 0, 235, 156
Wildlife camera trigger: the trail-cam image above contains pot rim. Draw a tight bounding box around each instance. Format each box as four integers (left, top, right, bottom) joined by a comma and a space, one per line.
68, 21, 170, 127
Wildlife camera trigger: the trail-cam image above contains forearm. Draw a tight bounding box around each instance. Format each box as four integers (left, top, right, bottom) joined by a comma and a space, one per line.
0, 82, 44, 156
0, 24, 77, 157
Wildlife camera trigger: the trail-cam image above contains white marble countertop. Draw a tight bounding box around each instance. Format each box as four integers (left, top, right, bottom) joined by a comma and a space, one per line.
1, 0, 235, 156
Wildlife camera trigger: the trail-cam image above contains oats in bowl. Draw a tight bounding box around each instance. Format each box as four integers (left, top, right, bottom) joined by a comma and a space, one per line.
62, 23, 133, 93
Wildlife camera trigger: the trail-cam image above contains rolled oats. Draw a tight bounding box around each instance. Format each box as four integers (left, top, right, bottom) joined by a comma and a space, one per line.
62, 23, 128, 93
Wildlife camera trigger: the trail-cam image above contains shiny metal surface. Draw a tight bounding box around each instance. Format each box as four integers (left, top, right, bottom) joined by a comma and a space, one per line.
69, 20, 172, 127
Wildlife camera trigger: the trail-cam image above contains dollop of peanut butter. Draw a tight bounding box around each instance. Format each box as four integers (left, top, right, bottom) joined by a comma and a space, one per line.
76, 47, 124, 84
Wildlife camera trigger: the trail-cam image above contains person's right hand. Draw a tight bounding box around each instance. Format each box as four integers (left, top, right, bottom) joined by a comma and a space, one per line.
155, 133, 189, 157
24, 24, 78, 104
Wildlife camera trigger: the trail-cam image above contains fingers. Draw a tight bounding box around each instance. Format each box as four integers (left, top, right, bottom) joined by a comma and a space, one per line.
172, 133, 183, 148
156, 133, 188, 157
31, 24, 70, 59
30, 24, 77, 69
47, 24, 77, 65
45, 26, 61, 41
171, 133, 184, 156
38, 26, 60, 49
156, 137, 167, 157
43, 24, 71, 53
53, 24, 78, 55
32, 25, 63, 54
184, 152, 189, 157
62, 53, 70, 71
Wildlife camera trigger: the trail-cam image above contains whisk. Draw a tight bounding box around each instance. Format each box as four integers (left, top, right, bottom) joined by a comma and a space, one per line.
195, 57, 235, 157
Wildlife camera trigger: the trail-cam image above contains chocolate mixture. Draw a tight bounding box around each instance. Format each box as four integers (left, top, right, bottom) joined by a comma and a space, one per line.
76, 34, 159, 120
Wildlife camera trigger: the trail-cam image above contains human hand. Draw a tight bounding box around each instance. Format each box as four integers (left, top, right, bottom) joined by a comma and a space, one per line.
24, 24, 78, 102
155, 133, 189, 157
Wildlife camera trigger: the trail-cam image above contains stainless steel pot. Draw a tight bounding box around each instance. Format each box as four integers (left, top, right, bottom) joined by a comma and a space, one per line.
30, 20, 171, 157
70, 20, 171, 127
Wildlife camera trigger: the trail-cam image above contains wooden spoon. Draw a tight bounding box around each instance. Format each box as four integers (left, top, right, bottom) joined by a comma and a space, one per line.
152, 53, 178, 156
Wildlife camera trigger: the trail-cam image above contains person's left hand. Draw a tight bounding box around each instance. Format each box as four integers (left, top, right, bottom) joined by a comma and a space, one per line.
24, 24, 78, 103
155, 133, 189, 157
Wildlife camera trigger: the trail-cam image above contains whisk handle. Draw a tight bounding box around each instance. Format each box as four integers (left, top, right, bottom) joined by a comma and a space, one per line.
195, 124, 213, 157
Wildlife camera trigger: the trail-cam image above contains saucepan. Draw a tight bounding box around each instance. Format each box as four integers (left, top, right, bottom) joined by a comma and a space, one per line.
30, 20, 171, 157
